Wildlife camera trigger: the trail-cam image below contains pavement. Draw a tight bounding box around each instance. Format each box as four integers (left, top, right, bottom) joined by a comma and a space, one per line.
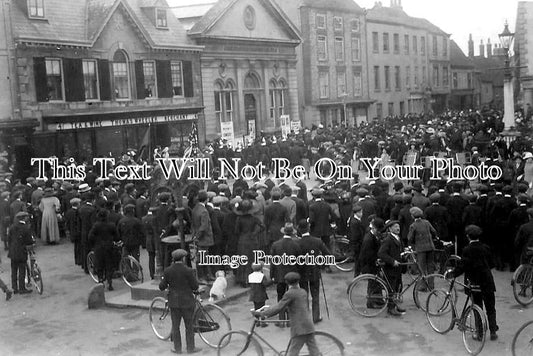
0, 236, 530, 356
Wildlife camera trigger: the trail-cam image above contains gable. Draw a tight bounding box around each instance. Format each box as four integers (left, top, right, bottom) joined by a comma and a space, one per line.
202, 0, 298, 43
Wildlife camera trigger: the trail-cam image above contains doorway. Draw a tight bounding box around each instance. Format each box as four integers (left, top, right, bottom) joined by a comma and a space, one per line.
244, 94, 257, 137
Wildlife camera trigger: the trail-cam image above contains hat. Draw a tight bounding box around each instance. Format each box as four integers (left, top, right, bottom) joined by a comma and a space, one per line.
429, 193, 440, 203
0, 191, 9, 198
412, 181, 423, 192
15, 211, 29, 220
207, 191, 217, 200
465, 225, 482, 238
124, 204, 136, 211
251, 263, 263, 272
235, 199, 253, 215
393, 182, 404, 191
291, 185, 301, 192
352, 204, 362, 213
26, 177, 35, 183
284, 272, 301, 284
356, 188, 368, 197
523, 152, 533, 160
297, 219, 309, 232
148, 206, 159, 212
518, 193, 530, 204
280, 222, 295, 235
384, 220, 399, 230
409, 207, 423, 218
477, 184, 488, 194
78, 183, 91, 193
253, 182, 267, 189
218, 183, 229, 191
44, 187, 55, 197
171, 249, 188, 261
69, 197, 81, 205
212, 196, 226, 205
159, 192, 171, 202
311, 188, 323, 197
371, 217, 385, 232
502, 185, 513, 194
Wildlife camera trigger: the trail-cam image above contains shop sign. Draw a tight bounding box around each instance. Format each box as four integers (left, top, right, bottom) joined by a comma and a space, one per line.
220, 121, 235, 145
48, 113, 199, 132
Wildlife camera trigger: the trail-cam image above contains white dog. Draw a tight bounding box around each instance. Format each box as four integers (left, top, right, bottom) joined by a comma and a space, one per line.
208, 270, 227, 302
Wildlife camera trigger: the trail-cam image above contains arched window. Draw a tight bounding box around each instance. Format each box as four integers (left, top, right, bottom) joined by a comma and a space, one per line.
112, 50, 130, 99
268, 78, 287, 127
214, 79, 235, 124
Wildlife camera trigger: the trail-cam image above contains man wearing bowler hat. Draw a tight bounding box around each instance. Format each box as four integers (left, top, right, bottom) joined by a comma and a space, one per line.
159, 249, 201, 354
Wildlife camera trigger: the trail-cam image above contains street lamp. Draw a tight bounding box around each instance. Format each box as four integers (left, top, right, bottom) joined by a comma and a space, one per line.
341, 92, 348, 128
499, 20, 515, 130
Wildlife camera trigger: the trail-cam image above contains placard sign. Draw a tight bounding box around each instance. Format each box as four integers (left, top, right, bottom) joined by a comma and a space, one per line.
280, 114, 291, 138
248, 120, 256, 139
221, 121, 235, 145
290, 120, 301, 134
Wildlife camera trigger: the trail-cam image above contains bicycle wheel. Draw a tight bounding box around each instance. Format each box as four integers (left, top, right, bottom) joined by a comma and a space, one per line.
512, 320, 533, 356
31, 264, 43, 295
87, 251, 99, 283
347, 274, 388, 317
194, 303, 232, 348
426, 289, 454, 334
331, 236, 355, 272
216, 331, 263, 356
512, 264, 533, 306
462, 304, 487, 356
119, 256, 144, 288
413, 273, 456, 312
310, 331, 345, 355
149, 297, 171, 340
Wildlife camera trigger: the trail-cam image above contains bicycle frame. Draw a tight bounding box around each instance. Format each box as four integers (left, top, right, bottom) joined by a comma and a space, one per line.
377, 252, 424, 301
241, 317, 291, 356
440, 277, 477, 331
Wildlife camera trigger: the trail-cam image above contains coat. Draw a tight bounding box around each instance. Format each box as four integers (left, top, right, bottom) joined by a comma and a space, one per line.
309, 199, 334, 237
515, 221, 533, 263
264, 202, 289, 244
39, 196, 60, 243
8, 221, 34, 262
279, 196, 296, 223
424, 204, 449, 241
359, 231, 381, 275
117, 215, 145, 247
378, 233, 403, 275
270, 237, 301, 283
142, 214, 156, 253
298, 233, 330, 282
262, 287, 315, 337
88, 221, 118, 259
159, 262, 199, 308
234, 214, 264, 284
79, 203, 96, 247
407, 218, 436, 253
454, 241, 496, 292
191, 203, 214, 247
64, 207, 81, 242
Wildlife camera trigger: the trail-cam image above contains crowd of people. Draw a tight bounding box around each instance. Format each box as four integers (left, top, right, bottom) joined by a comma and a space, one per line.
0, 108, 533, 349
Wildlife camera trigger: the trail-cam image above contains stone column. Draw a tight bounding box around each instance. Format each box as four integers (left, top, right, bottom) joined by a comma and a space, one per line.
503, 76, 515, 129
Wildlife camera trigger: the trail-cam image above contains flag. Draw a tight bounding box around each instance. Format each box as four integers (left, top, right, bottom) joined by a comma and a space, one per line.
185, 122, 199, 158
137, 125, 151, 161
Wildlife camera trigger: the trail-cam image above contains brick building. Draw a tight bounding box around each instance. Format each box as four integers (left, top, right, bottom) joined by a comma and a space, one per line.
6, 0, 205, 178
449, 40, 476, 110
366, 0, 450, 118
275, 0, 372, 128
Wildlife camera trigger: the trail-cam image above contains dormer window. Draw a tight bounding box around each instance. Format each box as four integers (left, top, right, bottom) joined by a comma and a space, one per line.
156, 8, 167, 28
28, 0, 44, 18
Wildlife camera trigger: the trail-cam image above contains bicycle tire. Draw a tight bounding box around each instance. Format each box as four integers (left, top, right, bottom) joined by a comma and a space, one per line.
87, 251, 99, 283
216, 331, 263, 356
194, 303, 232, 348
149, 297, 172, 340
461, 304, 487, 356
119, 256, 144, 288
413, 273, 456, 312
309, 331, 345, 355
347, 274, 388, 317
512, 264, 533, 306
511, 320, 533, 356
331, 236, 355, 272
32, 264, 43, 295
426, 289, 454, 334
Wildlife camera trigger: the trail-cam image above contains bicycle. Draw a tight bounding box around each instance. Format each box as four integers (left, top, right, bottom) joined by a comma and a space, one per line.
216, 306, 344, 355
511, 247, 533, 306
425, 269, 488, 355
511, 319, 533, 356
149, 288, 231, 348
347, 247, 455, 317
329, 223, 354, 272
87, 241, 144, 288
25, 245, 43, 295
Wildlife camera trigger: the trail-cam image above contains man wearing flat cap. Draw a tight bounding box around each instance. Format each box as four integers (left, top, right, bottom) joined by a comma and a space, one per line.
378, 220, 405, 316
264, 188, 290, 251
0, 191, 11, 250
8, 212, 34, 294
191, 190, 215, 283
65, 197, 82, 266
424, 193, 449, 243
253, 272, 319, 356
309, 188, 336, 249
348, 205, 365, 276
159, 249, 201, 354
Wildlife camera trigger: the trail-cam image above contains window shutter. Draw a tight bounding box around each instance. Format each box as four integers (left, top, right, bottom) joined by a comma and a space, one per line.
135, 60, 145, 99
63, 58, 85, 102
33, 57, 48, 102
156, 60, 172, 98
98, 59, 111, 100
182, 61, 194, 97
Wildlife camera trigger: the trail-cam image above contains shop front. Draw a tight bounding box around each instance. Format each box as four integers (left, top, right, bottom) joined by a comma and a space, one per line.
35, 108, 203, 162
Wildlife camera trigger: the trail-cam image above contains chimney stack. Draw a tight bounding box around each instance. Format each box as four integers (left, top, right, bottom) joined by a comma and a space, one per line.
486, 38, 492, 58
468, 34, 474, 57
479, 39, 485, 58
390, 0, 402, 8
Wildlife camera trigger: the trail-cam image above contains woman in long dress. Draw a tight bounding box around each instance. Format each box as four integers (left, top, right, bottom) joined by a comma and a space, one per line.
39, 188, 61, 244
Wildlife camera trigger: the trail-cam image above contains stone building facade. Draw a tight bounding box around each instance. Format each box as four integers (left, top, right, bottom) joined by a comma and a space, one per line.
449, 40, 476, 110
176, 0, 301, 142
366, 0, 450, 118
8, 0, 204, 177
276, 0, 372, 128
514, 1, 533, 111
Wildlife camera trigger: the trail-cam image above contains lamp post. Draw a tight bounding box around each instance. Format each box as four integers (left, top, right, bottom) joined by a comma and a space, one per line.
341, 92, 348, 128
499, 20, 515, 130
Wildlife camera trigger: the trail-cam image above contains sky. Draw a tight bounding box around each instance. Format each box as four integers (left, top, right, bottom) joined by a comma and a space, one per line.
168, 0, 521, 56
